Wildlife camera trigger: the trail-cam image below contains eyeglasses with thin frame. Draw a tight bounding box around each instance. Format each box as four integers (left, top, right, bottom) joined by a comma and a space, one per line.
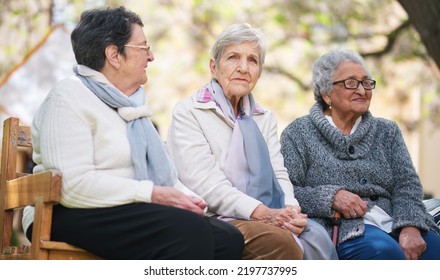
332, 78, 376, 90
124, 43, 151, 53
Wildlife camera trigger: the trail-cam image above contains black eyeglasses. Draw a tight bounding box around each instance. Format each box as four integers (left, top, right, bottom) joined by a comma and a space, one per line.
332, 78, 376, 90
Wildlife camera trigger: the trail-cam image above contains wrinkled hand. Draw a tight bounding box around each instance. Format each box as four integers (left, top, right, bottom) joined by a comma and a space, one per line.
333, 189, 368, 219
281, 205, 307, 235
151, 186, 206, 216
190, 196, 208, 210
399, 226, 426, 260
251, 204, 307, 236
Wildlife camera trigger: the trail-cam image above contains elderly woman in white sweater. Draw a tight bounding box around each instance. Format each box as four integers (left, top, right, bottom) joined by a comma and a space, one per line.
167, 23, 337, 260
22, 6, 243, 260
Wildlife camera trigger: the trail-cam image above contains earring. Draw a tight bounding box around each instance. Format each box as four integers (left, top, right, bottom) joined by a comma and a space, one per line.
328, 104, 332, 109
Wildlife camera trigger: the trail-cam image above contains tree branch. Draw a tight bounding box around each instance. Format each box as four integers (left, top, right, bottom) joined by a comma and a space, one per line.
361, 19, 411, 58
264, 65, 311, 91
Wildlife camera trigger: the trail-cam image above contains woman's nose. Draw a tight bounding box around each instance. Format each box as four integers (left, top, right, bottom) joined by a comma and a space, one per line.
147, 50, 154, 61
237, 59, 248, 72
356, 82, 366, 95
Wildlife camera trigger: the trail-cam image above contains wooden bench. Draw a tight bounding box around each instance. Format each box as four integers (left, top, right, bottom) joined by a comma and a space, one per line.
0, 117, 99, 259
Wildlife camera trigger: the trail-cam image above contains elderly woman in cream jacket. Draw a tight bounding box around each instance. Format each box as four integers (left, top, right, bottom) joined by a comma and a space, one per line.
167, 23, 337, 260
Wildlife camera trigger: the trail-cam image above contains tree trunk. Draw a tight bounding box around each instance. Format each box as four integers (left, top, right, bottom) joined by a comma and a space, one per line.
397, 0, 440, 71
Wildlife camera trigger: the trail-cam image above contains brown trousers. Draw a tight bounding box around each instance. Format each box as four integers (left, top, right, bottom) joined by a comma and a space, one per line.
229, 219, 304, 260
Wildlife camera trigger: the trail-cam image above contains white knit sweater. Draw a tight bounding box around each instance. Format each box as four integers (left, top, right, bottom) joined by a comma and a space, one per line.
23, 74, 197, 232
32, 75, 155, 207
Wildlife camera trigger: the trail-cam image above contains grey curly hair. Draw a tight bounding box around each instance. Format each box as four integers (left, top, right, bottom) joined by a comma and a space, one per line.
312, 48, 371, 108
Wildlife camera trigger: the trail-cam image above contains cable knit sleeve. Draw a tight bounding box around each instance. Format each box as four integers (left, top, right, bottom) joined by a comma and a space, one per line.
31, 77, 154, 208
280, 119, 343, 218
385, 121, 429, 232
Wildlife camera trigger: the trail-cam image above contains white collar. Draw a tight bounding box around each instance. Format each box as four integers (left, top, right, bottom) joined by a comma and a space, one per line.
325, 115, 362, 135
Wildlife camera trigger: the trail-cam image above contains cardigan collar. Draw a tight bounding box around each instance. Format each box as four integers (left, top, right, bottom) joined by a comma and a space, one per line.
309, 102, 377, 159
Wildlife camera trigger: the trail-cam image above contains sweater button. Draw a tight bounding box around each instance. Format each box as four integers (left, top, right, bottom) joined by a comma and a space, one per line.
360, 178, 368, 185
370, 195, 379, 201
348, 145, 355, 154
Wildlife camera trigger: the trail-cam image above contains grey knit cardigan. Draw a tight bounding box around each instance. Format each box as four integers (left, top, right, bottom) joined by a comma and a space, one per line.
280, 103, 440, 245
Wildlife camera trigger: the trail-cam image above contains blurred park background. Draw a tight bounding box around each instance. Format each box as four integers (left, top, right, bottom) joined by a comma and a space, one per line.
1, 0, 439, 198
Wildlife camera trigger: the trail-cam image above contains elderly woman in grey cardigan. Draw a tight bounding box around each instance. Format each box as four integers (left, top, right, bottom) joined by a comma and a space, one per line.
280, 48, 440, 260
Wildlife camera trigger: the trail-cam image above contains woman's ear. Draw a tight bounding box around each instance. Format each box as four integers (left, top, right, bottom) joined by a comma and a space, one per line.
322, 93, 332, 108
209, 58, 216, 77
105, 45, 120, 69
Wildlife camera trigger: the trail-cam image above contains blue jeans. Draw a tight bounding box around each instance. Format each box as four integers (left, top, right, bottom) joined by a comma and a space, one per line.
337, 224, 440, 260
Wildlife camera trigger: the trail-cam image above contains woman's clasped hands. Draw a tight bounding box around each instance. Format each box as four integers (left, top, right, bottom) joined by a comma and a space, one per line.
251, 204, 308, 236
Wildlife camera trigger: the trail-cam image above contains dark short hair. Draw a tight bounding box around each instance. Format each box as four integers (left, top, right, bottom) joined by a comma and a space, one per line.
71, 6, 143, 71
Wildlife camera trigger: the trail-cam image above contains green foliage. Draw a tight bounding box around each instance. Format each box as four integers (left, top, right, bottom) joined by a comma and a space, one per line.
0, 0, 439, 129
